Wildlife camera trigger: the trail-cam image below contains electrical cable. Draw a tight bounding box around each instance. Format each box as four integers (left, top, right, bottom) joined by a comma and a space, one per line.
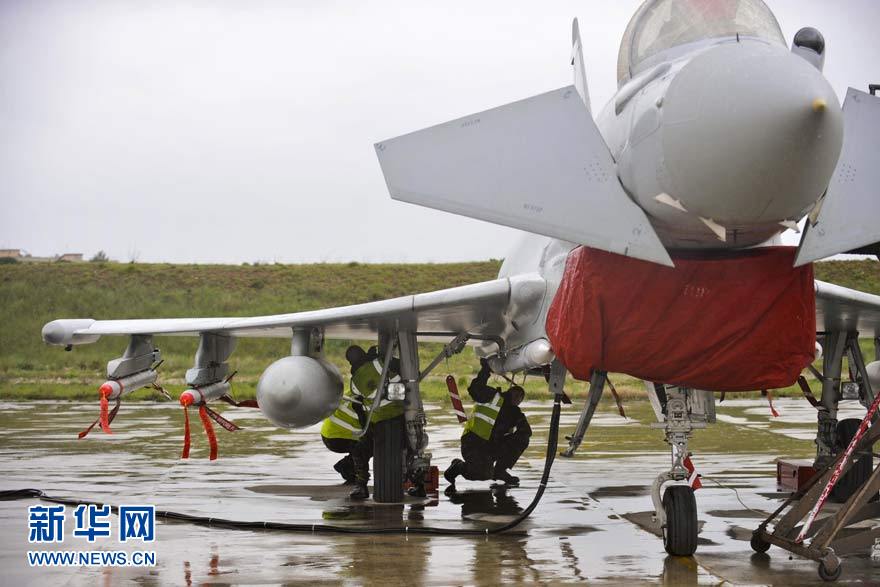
0, 394, 563, 537
700, 475, 769, 518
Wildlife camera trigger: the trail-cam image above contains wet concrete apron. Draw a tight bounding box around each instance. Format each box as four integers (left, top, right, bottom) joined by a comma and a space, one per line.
0, 398, 876, 585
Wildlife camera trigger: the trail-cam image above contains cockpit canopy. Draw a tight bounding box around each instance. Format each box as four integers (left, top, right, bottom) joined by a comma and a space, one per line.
618, 0, 785, 86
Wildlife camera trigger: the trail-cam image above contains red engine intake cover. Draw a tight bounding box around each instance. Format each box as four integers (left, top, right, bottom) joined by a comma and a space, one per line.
545, 246, 815, 391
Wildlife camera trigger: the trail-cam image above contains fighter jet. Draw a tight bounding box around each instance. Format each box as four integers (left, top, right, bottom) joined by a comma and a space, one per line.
41, 0, 880, 558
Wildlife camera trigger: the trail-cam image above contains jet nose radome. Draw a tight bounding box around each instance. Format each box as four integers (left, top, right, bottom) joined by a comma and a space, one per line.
661, 41, 843, 227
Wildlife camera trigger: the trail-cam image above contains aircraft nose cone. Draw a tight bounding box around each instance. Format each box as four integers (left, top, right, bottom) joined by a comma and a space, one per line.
661, 41, 843, 225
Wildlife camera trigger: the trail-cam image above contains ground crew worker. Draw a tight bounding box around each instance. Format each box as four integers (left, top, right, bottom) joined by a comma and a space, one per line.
444, 358, 532, 492
324, 344, 405, 500
358, 344, 403, 426
320, 345, 379, 500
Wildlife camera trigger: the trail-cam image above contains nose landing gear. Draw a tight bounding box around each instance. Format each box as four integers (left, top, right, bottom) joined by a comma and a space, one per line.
662, 485, 698, 556
649, 385, 710, 556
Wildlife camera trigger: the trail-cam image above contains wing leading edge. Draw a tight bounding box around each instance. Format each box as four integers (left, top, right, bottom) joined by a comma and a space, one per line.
815, 280, 880, 337
42, 277, 527, 346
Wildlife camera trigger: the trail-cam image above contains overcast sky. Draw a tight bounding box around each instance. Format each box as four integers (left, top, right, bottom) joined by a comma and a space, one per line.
1, 0, 877, 264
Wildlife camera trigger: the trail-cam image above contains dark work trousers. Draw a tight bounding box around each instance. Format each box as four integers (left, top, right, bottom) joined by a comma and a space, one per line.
460, 428, 530, 481
322, 431, 373, 483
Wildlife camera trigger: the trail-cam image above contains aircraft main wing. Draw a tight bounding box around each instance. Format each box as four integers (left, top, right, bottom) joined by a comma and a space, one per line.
815, 279, 880, 337
42, 276, 538, 347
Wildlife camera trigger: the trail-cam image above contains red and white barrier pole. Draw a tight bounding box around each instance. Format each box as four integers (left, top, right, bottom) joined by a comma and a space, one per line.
796, 391, 880, 543
446, 375, 468, 423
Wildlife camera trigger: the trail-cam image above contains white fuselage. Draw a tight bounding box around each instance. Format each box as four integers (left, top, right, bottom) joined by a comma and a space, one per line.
598, 37, 842, 250
491, 36, 844, 363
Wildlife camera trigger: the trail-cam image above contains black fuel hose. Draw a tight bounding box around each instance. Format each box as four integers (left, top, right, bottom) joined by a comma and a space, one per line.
0, 394, 563, 537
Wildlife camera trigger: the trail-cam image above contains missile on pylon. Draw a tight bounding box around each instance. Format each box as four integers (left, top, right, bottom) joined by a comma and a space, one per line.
179, 381, 231, 407
99, 369, 159, 402
78, 368, 162, 439
179, 379, 242, 461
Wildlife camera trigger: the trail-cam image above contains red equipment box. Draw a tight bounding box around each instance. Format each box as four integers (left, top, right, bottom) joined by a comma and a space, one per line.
777, 459, 817, 492
404, 466, 440, 494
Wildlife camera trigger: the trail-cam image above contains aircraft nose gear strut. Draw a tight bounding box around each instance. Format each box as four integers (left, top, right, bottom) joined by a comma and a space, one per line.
650, 386, 708, 556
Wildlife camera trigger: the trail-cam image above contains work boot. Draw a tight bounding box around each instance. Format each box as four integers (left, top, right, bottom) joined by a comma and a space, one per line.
444, 458, 464, 489
407, 484, 427, 498
444, 459, 464, 496
334, 457, 356, 484
349, 482, 369, 500
494, 472, 520, 488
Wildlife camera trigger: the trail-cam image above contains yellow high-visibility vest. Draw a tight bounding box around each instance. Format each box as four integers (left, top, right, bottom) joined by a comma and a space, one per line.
352, 359, 403, 423
320, 395, 363, 440
462, 391, 504, 440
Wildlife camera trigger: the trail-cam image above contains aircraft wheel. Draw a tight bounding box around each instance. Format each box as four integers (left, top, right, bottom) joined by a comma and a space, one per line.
750, 532, 771, 554
662, 485, 698, 556
818, 560, 842, 582
372, 416, 404, 503
830, 418, 874, 503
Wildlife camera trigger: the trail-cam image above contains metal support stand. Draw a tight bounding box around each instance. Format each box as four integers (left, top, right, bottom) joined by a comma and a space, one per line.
752, 415, 880, 582
560, 370, 606, 457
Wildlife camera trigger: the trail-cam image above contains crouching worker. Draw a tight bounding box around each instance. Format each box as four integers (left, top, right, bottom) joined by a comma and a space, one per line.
444, 358, 531, 493
320, 345, 376, 500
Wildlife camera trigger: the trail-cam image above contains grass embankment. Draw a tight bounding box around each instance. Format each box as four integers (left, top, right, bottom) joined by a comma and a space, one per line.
0, 260, 878, 404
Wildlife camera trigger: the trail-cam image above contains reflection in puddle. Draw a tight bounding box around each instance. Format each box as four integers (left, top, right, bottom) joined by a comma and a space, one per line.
1, 399, 877, 585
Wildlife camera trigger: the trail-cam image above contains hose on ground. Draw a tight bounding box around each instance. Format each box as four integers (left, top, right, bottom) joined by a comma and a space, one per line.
0, 394, 563, 537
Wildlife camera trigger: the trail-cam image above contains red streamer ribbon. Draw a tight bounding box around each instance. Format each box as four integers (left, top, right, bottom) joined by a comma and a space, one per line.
199, 405, 218, 461
182, 406, 191, 459
78, 400, 120, 439
797, 375, 821, 408
204, 405, 240, 432
606, 377, 626, 419
684, 455, 703, 490
762, 389, 780, 418
219, 396, 259, 409
99, 388, 112, 434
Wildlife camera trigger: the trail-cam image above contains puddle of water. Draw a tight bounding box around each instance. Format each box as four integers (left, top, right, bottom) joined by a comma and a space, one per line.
0, 398, 875, 585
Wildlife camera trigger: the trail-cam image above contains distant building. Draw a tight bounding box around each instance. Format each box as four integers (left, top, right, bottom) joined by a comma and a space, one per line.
0, 249, 23, 259
0, 249, 85, 263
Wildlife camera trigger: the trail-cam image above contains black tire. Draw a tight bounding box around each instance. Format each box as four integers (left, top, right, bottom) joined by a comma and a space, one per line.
372, 416, 404, 503
750, 532, 771, 554
830, 418, 874, 503
663, 485, 698, 556
818, 560, 842, 582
